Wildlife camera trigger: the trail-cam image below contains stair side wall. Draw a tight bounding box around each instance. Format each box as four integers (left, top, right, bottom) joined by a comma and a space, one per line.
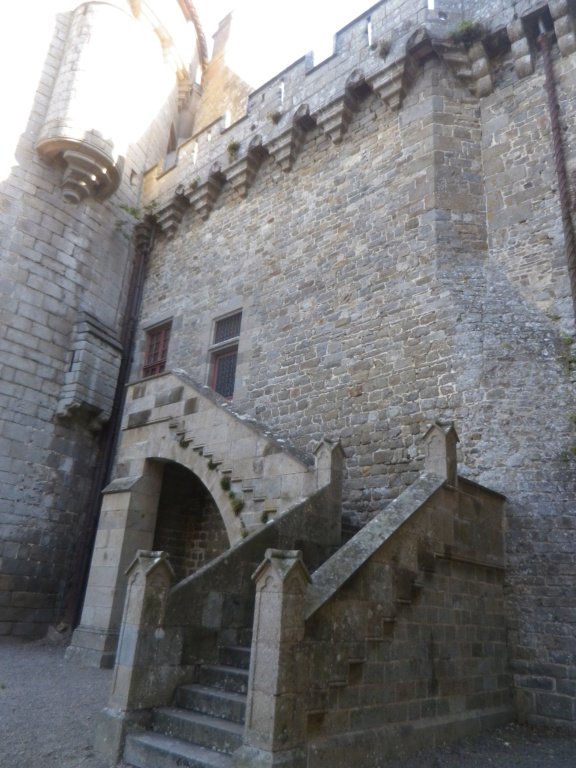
301, 481, 511, 766
166, 485, 342, 666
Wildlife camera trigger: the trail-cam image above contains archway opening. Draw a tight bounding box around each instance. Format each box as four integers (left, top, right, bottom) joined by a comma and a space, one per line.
152, 460, 230, 582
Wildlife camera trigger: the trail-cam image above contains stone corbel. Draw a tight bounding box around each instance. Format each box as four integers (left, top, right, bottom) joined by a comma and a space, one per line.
313, 87, 358, 144
155, 189, 189, 237
189, 162, 227, 220
430, 34, 493, 97
134, 218, 155, 253
467, 41, 493, 97
550, 0, 576, 56
369, 59, 410, 110
369, 33, 421, 112
507, 18, 535, 79
35, 144, 123, 205
266, 104, 315, 172
227, 136, 269, 198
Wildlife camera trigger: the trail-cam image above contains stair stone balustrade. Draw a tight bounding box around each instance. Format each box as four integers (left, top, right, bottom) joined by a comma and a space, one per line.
233, 550, 311, 768
96, 550, 185, 762
94, 422, 510, 767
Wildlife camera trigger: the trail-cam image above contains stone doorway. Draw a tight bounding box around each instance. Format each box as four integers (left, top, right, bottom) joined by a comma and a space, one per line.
153, 460, 230, 583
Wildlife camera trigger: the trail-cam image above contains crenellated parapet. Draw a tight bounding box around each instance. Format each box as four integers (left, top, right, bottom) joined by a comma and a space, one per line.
143, 0, 574, 238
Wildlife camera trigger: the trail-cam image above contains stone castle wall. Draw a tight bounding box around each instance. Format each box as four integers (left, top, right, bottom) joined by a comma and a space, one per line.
0, 0, 199, 638
135, 0, 576, 727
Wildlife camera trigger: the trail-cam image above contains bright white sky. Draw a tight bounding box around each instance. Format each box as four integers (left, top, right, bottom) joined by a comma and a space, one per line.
193, 0, 375, 87
0, 1, 374, 179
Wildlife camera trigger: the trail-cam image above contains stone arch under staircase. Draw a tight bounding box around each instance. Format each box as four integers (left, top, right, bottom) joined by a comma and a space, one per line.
67, 370, 341, 668
152, 460, 230, 581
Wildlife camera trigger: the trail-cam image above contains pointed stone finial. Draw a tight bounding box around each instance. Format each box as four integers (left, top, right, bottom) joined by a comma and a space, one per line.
211, 13, 233, 62
125, 549, 175, 580
422, 422, 459, 486
237, 550, 310, 767
252, 548, 311, 592
96, 550, 177, 761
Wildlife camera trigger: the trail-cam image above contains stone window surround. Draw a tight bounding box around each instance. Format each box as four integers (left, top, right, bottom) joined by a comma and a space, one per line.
140, 314, 176, 378
142, 320, 172, 378
193, 297, 249, 403
139, 303, 250, 400
208, 309, 242, 399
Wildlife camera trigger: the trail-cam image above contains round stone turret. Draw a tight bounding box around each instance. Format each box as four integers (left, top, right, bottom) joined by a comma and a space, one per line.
37, 0, 201, 203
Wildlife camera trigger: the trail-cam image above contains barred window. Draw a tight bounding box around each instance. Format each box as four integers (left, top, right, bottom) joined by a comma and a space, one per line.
142, 323, 171, 378
211, 312, 242, 399
213, 349, 238, 399
214, 312, 242, 344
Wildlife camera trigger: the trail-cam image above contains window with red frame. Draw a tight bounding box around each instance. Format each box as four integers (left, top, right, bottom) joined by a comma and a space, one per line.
213, 349, 238, 398
142, 323, 171, 378
211, 312, 241, 398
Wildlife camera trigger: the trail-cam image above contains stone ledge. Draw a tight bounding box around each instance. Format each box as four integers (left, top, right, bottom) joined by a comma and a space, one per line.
306, 706, 515, 768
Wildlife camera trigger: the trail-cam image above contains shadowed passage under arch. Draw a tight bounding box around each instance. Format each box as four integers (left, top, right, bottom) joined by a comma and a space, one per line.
152, 460, 230, 582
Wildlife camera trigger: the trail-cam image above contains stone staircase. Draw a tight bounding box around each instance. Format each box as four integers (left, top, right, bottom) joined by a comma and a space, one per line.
97, 429, 510, 767
124, 641, 251, 768
123, 569, 434, 768
120, 516, 360, 768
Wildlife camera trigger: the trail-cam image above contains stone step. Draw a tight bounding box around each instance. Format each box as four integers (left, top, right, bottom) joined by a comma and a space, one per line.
218, 645, 251, 670
124, 731, 233, 768
218, 624, 254, 650
237, 627, 253, 648
198, 664, 249, 695
175, 684, 246, 724
152, 708, 244, 753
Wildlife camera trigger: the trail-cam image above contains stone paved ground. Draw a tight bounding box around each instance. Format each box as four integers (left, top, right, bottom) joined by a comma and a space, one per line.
385, 721, 575, 768
0, 639, 114, 768
0, 638, 574, 767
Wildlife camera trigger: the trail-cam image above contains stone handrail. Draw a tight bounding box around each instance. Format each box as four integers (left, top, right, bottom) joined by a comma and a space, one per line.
305, 471, 446, 619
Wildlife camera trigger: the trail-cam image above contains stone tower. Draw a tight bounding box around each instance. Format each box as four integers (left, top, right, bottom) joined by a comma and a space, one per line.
0, 0, 205, 638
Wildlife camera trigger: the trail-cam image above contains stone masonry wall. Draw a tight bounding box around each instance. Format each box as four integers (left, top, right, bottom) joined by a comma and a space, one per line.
135, 0, 576, 727
0, 1, 195, 637
463, 44, 576, 726
233, 475, 509, 766
306, 557, 510, 765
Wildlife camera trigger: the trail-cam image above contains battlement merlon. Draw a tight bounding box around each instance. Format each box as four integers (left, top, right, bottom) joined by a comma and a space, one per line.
141, 0, 573, 220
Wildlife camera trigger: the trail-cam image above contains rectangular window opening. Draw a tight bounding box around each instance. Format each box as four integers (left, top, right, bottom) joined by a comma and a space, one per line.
214, 312, 242, 344
142, 322, 171, 378
211, 311, 242, 399
213, 349, 238, 399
